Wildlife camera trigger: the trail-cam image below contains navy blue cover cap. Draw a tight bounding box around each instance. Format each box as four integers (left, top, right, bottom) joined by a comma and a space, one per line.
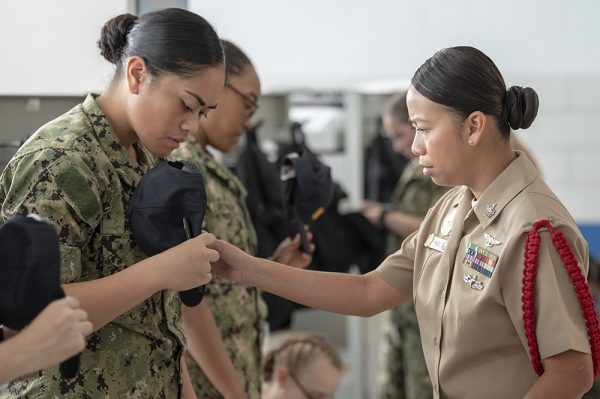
0, 214, 64, 329
0, 214, 79, 378
129, 160, 207, 306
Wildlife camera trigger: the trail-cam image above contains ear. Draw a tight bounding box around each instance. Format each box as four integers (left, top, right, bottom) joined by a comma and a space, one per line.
125, 56, 148, 95
465, 111, 487, 146
274, 366, 289, 387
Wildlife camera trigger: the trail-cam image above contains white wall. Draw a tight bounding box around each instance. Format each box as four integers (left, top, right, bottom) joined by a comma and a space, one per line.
0, 1, 127, 95
516, 75, 600, 223
190, 0, 600, 92
2, 0, 599, 94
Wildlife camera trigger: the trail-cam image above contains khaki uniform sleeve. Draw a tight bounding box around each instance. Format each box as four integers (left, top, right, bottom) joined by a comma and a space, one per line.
377, 229, 418, 296
1, 149, 103, 283
501, 224, 591, 360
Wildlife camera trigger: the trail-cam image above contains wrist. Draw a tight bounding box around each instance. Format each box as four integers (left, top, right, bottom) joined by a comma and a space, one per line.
0, 341, 27, 383
222, 383, 246, 399
7, 329, 38, 378
134, 256, 167, 293
379, 203, 394, 228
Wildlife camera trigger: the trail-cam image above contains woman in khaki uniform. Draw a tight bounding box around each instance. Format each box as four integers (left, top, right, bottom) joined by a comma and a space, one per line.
171, 40, 311, 399
209, 46, 597, 399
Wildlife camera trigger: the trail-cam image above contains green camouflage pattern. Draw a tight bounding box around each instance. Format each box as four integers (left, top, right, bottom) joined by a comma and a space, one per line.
378, 303, 433, 399
386, 158, 449, 255
0, 94, 186, 398
378, 158, 448, 399
171, 137, 266, 399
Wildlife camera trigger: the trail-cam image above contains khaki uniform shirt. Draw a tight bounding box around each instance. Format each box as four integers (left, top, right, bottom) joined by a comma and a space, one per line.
0, 95, 187, 398
171, 137, 267, 399
378, 157, 448, 399
387, 157, 449, 254
377, 152, 591, 399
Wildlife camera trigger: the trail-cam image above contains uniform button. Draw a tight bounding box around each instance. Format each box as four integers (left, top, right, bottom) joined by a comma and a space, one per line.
440, 289, 446, 300
433, 337, 439, 346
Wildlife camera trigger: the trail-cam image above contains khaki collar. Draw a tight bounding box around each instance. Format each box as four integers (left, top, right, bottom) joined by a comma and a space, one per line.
472, 151, 538, 229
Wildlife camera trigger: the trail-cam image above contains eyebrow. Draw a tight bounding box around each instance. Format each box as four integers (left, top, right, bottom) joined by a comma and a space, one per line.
409, 117, 428, 125
185, 90, 218, 109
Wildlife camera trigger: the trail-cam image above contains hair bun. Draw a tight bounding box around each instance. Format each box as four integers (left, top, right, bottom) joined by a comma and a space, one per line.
97, 13, 138, 64
505, 86, 539, 130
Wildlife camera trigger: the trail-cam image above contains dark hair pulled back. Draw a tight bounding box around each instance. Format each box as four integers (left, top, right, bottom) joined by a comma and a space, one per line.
411, 46, 539, 136
98, 8, 224, 79
220, 39, 254, 82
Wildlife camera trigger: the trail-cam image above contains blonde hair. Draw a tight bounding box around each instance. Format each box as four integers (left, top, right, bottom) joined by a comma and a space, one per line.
263, 333, 343, 381
383, 92, 409, 125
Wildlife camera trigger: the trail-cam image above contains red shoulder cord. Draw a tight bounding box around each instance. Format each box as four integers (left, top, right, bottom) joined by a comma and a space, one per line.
522, 219, 600, 377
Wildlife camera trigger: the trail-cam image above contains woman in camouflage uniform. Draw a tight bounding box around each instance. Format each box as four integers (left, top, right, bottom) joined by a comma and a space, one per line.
0, 9, 224, 398
171, 40, 311, 399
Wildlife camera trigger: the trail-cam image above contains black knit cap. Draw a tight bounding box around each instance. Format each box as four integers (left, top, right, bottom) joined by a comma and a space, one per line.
0, 214, 79, 378
0, 214, 63, 327
129, 160, 207, 306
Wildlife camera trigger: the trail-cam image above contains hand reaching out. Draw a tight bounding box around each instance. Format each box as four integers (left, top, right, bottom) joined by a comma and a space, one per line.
207, 239, 250, 282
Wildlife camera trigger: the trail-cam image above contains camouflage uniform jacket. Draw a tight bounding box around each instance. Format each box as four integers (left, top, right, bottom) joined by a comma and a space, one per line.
170, 136, 267, 399
386, 158, 449, 254
0, 94, 187, 398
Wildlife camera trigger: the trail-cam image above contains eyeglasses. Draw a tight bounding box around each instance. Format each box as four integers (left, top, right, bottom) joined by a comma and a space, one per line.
288, 370, 335, 399
226, 83, 259, 117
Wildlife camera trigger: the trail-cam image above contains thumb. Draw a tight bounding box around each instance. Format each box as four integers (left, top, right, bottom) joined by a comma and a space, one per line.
206, 248, 220, 263
207, 238, 225, 251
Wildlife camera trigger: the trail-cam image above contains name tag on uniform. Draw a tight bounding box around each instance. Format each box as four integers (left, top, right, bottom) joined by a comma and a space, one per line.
424, 233, 448, 252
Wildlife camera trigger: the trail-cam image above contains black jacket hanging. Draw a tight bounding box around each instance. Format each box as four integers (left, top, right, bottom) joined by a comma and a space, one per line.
364, 117, 409, 202
235, 124, 288, 258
